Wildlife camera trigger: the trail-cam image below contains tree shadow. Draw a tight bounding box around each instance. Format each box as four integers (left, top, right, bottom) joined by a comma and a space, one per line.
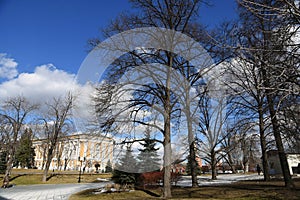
135, 187, 161, 197
46, 173, 57, 181
9, 174, 25, 181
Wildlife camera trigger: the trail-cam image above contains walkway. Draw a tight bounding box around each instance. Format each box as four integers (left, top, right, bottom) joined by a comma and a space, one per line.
0, 182, 107, 200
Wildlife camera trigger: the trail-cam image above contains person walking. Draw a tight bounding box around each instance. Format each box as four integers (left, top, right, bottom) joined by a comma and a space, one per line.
256, 164, 261, 175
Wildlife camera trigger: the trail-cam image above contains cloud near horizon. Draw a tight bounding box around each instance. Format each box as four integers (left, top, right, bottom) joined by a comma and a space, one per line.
0, 62, 96, 131
0, 64, 79, 101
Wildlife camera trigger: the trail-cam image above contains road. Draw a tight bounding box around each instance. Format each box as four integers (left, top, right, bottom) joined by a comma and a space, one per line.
0, 182, 108, 200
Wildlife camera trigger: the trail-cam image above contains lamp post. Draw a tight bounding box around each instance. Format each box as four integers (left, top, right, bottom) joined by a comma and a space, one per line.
78, 156, 85, 183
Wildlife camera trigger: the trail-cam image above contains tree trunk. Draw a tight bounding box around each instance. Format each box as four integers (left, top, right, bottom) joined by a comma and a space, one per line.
2, 128, 18, 188
186, 97, 198, 187
189, 141, 198, 187
42, 163, 50, 182
258, 106, 270, 181
162, 55, 172, 199
211, 150, 217, 180
227, 153, 237, 174
163, 112, 172, 198
261, 67, 294, 188
64, 159, 68, 171
42, 147, 54, 182
2, 154, 13, 188
265, 95, 294, 188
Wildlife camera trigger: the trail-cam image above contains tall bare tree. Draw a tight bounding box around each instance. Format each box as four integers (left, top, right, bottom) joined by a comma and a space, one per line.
0, 96, 38, 188
234, 0, 299, 188
91, 0, 209, 197
223, 56, 273, 181
41, 93, 74, 182
198, 85, 232, 180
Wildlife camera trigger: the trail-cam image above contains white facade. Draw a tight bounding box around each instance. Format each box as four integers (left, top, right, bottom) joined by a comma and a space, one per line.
267, 150, 300, 175
287, 154, 300, 175
33, 133, 114, 172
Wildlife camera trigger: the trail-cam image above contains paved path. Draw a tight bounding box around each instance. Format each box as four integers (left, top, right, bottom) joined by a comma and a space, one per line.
0, 182, 107, 200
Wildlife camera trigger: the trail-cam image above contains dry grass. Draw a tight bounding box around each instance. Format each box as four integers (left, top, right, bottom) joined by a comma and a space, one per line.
70, 179, 300, 200
69, 189, 156, 200
0, 169, 112, 185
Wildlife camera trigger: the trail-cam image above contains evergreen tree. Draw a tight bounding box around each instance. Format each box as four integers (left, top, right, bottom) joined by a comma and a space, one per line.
137, 128, 161, 173
105, 159, 113, 173
112, 145, 138, 186
185, 156, 201, 175
15, 129, 35, 168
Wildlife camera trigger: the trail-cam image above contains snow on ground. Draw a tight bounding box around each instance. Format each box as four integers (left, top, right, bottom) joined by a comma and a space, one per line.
177, 174, 264, 187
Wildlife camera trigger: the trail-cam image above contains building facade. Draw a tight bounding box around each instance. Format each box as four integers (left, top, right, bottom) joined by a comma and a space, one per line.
267, 150, 300, 175
33, 133, 114, 172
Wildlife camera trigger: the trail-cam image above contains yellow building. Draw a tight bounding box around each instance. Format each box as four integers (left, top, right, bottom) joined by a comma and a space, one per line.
33, 133, 114, 172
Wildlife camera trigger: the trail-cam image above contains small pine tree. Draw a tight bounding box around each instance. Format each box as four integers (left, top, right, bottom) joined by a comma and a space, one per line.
105, 159, 113, 173
185, 155, 201, 175
112, 145, 138, 186
15, 129, 35, 168
136, 128, 161, 173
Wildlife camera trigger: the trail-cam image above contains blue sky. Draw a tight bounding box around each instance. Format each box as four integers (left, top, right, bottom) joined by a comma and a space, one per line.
0, 0, 133, 75
0, 0, 237, 78
0, 0, 237, 134
0, 0, 237, 128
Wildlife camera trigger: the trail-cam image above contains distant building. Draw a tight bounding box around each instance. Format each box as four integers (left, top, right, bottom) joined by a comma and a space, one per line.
33, 133, 114, 172
267, 150, 300, 175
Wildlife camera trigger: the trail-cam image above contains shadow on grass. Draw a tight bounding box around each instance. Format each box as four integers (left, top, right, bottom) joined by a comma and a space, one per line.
230, 179, 300, 191
135, 187, 161, 197
46, 173, 57, 181
9, 174, 25, 181
172, 186, 215, 199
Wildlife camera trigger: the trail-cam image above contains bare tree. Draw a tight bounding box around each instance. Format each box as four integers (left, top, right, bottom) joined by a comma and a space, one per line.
234, 0, 299, 188
0, 96, 38, 188
280, 102, 300, 153
223, 56, 274, 181
197, 68, 232, 180
41, 93, 74, 182
90, 0, 209, 197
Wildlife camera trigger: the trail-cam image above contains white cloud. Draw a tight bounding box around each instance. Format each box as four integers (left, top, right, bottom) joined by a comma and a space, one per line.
0, 64, 96, 131
0, 53, 18, 80
0, 64, 78, 101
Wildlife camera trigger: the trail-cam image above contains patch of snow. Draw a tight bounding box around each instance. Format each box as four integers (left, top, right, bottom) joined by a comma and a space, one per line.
177, 174, 264, 187
96, 178, 110, 182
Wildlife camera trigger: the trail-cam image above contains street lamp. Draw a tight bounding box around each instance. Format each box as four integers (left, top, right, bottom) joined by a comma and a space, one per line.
78, 156, 85, 183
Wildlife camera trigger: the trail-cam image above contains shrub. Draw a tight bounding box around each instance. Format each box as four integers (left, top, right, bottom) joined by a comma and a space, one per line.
137, 171, 182, 188
138, 171, 163, 188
